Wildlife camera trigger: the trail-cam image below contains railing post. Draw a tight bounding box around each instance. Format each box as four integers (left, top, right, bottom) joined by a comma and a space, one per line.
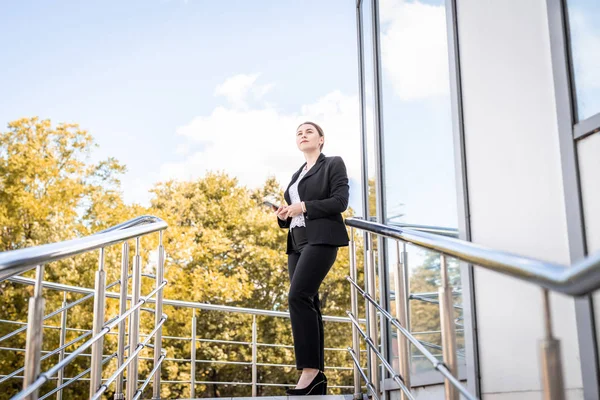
153, 231, 165, 399
349, 228, 362, 400
23, 264, 45, 400
252, 314, 258, 397
401, 243, 411, 337
190, 309, 197, 398
115, 242, 130, 400
365, 232, 380, 395
540, 289, 565, 400
438, 255, 458, 400
56, 291, 68, 400
90, 248, 107, 398
394, 242, 411, 399
127, 237, 143, 400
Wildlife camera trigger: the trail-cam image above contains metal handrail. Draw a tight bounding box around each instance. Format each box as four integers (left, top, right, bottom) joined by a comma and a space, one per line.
0, 215, 167, 281
345, 217, 600, 296
7, 275, 364, 324
4, 273, 366, 397
346, 311, 415, 400
2, 215, 168, 400
347, 347, 379, 400
345, 217, 595, 400
0, 278, 122, 345
388, 221, 459, 238
91, 315, 167, 400
38, 352, 118, 400
347, 277, 476, 400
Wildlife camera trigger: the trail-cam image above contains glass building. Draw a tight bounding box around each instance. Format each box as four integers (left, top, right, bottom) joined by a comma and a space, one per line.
354, 0, 600, 398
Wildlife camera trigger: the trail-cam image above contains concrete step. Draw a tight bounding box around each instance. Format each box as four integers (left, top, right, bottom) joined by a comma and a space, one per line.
188, 396, 359, 400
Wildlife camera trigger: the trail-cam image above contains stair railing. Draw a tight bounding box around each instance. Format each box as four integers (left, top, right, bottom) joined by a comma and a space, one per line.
0, 216, 168, 400
2, 274, 366, 398
344, 216, 600, 400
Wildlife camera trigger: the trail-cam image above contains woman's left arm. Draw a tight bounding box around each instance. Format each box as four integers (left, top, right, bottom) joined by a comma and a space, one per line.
303, 156, 349, 219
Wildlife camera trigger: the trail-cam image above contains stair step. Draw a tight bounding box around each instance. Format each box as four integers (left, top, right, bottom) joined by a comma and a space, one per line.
188, 396, 358, 400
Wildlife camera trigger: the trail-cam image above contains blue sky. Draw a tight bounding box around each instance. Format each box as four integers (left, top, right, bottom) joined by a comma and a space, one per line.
0, 0, 361, 206
3, 0, 596, 230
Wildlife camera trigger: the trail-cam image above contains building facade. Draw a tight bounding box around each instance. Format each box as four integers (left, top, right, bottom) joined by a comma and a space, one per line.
355, 0, 600, 398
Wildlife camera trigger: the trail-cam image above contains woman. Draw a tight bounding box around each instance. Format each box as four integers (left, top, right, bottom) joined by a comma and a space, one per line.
274, 121, 350, 396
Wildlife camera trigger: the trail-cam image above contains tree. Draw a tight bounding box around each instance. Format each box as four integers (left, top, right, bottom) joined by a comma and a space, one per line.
0, 117, 366, 399
0, 117, 131, 399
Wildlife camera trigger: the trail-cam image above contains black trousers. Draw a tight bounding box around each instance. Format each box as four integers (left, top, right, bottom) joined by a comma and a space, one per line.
287, 227, 338, 371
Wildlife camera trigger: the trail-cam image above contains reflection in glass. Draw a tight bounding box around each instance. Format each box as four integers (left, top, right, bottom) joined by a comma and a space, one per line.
376, 0, 464, 379
566, 0, 600, 121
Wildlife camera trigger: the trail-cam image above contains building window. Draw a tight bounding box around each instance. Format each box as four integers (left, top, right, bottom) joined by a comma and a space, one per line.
565, 0, 600, 124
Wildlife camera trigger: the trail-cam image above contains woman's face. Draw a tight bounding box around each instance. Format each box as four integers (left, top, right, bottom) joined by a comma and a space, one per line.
296, 124, 323, 152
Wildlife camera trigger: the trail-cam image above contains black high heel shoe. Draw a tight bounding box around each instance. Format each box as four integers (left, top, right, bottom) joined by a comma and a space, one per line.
286, 371, 327, 396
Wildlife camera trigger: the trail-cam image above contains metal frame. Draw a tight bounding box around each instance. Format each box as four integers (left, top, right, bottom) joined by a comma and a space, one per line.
445, 0, 481, 395
546, 0, 600, 398
356, 0, 376, 391
369, 1, 393, 395
2, 275, 369, 398
553, 0, 600, 141
574, 112, 600, 140
354, 0, 480, 392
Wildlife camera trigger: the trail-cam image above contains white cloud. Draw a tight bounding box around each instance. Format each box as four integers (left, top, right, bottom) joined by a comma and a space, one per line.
213, 73, 274, 109
379, 0, 450, 100
160, 77, 362, 194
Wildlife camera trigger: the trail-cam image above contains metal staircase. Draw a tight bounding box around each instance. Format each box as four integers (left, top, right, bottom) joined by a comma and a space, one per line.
1, 215, 600, 399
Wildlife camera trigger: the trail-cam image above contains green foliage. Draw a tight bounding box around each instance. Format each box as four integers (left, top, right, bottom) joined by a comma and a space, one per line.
0, 116, 454, 398
0, 117, 369, 399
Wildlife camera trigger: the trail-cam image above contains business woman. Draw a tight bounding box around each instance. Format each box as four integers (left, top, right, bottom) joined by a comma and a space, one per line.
274, 122, 349, 396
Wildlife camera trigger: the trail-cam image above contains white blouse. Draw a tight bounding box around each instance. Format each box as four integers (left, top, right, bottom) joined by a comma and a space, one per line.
289, 165, 308, 229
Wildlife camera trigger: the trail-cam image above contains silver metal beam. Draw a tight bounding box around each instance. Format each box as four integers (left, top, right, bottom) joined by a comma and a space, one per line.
345, 218, 600, 296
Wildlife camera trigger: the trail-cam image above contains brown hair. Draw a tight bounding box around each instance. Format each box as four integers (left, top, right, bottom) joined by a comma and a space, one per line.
297, 121, 325, 151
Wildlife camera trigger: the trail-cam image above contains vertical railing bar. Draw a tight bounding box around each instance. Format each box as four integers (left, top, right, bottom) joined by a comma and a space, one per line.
366, 232, 380, 395
115, 242, 129, 400
540, 289, 566, 400
190, 309, 197, 398
543, 289, 553, 340
126, 237, 142, 399
394, 241, 411, 399
153, 231, 165, 399
439, 254, 458, 400
252, 315, 258, 397
402, 242, 410, 339
349, 227, 362, 399
89, 248, 106, 398
56, 292, 67, 400
23, 264, 45, 400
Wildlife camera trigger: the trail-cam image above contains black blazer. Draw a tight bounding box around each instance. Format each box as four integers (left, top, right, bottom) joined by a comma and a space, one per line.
278, 153, 350, 254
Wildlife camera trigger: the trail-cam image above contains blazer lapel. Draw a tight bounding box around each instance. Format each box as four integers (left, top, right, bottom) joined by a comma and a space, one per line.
286, 163, 307, 192
301, 153, 326, 182
285, 153, 326, 203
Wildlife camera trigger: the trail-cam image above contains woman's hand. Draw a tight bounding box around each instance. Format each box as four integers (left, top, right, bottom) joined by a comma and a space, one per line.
284, 203, 304, 218
275, 206, 288, 221
275, 203, 304, 220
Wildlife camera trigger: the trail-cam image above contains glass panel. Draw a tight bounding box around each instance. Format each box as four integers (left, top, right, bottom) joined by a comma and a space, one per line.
566, 0, 600, 121
407, 246, 464, 374
377, 0, 463, 379
576, 134, 600, 363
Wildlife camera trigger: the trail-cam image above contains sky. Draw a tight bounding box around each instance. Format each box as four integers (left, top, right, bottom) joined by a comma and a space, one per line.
1, 0, 598, 230
0, 0, 362, 207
